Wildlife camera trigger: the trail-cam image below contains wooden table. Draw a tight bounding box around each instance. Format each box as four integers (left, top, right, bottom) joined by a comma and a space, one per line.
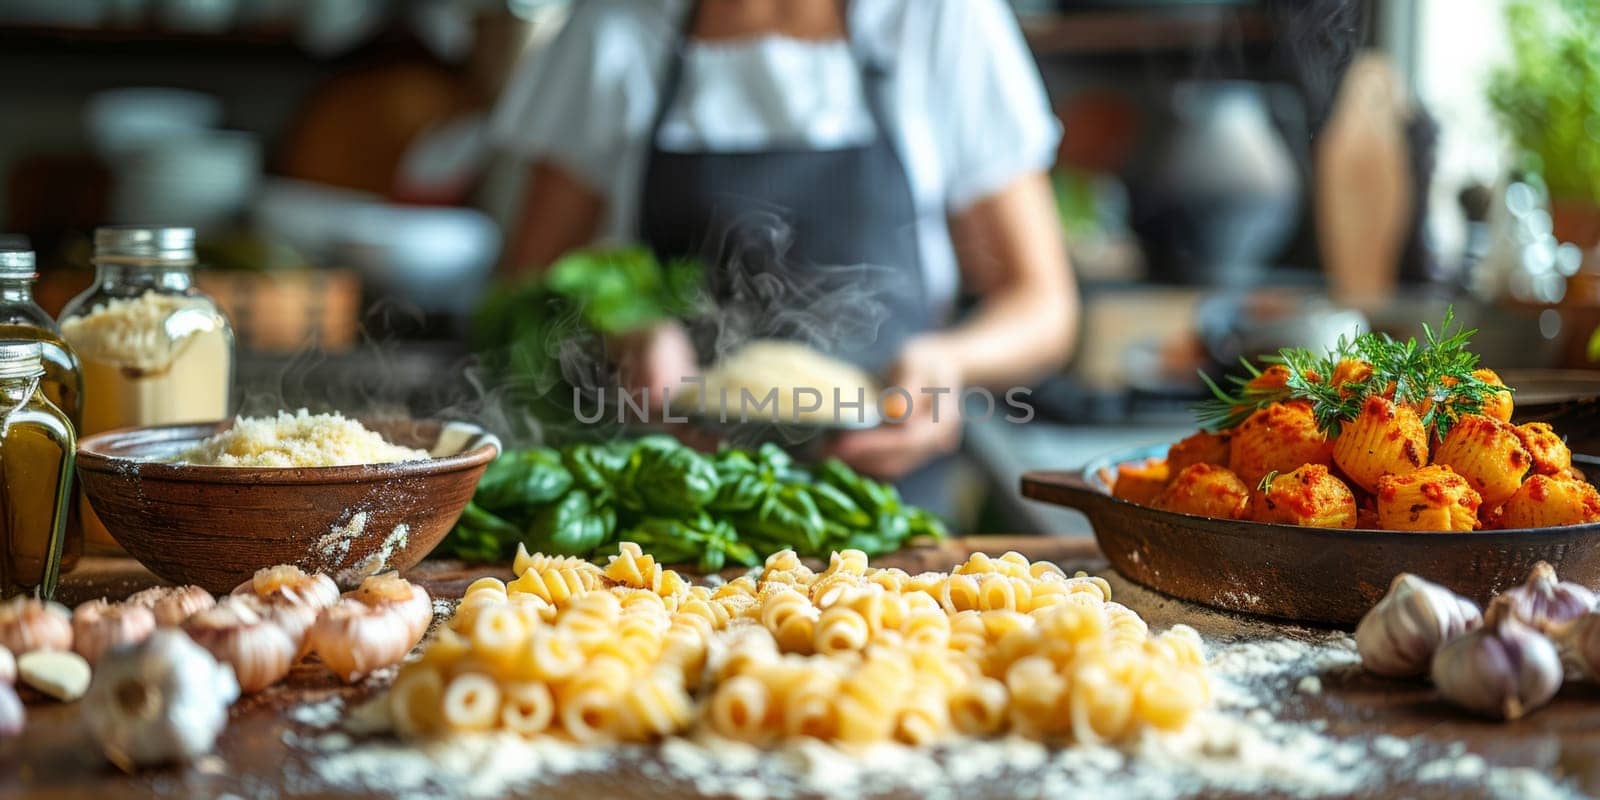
7, 537, 1599, 799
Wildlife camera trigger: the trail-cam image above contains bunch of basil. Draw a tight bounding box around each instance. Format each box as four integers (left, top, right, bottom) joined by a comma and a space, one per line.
443, 436, 947, 571
471, 246, 703, 439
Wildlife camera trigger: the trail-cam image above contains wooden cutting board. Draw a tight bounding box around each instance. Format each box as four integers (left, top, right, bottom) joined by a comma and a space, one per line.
1316, 53, 1412, 309
10, 539, 1600, 799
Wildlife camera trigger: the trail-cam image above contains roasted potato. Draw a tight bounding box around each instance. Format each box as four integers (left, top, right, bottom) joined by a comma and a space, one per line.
1497, 475, 1600, 529
1248, 464, 1357, 529
1167, 431, 1231, 474
1330, 359, 1373, 396
1513, 422, 1572, 477
1154, 463, 1250, 519
1431, 415, 1532, 508
1474, 368, 1514, 423
1331, 396, 1428, 494
1228, 402, 1332, 487
1375, 465, 1482, 532
1244, 364, 1296, 394
1112, 458, 1170, 506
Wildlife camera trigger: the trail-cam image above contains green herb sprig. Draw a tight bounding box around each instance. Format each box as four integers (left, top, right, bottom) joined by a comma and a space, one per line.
1195, 309, 1506, 439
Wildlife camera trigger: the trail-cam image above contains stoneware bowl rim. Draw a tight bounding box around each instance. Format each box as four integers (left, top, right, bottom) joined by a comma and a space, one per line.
76, 417, 501, 484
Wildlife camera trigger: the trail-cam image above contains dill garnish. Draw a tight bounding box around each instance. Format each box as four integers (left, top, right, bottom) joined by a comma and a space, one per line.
1194, 309, 1504, 439
1256, 470, 1280, 494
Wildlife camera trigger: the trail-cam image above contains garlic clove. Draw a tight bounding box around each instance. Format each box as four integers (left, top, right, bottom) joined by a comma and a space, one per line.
1356, 573, 1482, 677
0, 596, 73, 655
83, 630, 238, 771
0, 644, 14, 685
126, 585, 216, 627
307, 573, 432, 683
1553, 611, 1600, 680
350, 572, 434, 641
0, 683, 21, 737
1431, 600, 1563, 720
19, 649, 92, 702
72, 600, 157, 665
232, 565, 339, 644
1496, 561, 1596, 634
234, 565, 340, 609
182, 596, 299, 694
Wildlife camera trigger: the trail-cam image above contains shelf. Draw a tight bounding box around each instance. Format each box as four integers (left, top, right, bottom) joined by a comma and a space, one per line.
0, 22, 415, 60
0, 22, 303, 51
1021, 7, 1274, 56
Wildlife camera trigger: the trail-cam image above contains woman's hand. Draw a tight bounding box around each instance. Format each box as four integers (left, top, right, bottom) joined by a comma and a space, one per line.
825, 337, 965, 480
613, 321, 699, 416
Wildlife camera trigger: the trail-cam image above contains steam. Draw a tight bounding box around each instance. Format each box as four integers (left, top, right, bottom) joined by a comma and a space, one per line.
237, 217, 895, 450
690, 208, 892, 366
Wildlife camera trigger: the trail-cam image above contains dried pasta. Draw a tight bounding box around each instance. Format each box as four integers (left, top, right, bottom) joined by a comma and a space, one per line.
389, 541, 1212, 749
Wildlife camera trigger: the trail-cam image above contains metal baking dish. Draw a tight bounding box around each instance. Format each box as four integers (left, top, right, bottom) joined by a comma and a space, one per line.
1021, 444, 1600, 627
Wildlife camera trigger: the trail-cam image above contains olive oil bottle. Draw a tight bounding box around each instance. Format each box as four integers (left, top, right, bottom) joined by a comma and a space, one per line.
0, 250, 82, 570
0, 341, 75, 599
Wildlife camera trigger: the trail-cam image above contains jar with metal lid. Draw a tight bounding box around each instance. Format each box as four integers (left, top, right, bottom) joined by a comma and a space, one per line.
0, 341, 75, 599
0, 249, 83, 569
58, 226, 234, 549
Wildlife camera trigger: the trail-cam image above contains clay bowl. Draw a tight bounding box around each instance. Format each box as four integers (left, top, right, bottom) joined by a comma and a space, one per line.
1022, 444, 1600, 627
77, 418, 500, 593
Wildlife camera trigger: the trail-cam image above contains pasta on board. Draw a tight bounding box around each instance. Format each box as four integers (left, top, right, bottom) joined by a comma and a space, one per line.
388, 541, 1212, 747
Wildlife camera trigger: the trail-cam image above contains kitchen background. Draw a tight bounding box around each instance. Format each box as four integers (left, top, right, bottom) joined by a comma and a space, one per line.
2, 0, 1596, 534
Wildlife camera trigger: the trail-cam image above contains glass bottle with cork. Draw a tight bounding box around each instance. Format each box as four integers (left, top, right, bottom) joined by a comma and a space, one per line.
0, 341, 75, 599
0, 249, 82, 569
59, 226, 234, 550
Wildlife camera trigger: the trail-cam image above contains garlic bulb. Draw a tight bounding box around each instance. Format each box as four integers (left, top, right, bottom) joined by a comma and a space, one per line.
1553, 611, 1600, 680
1355, 573, 1482, 677
73, 600, 157, 664
83, 630, 239, 771
232, 565, 339, 643
126, 585, 216, 627
0, 683, 21, 737
1496, 561, 1596, 634
182, 596, 298, 693
0, 596, 72, 654
0, 643, 14, 684
1431, 599, 1563, 720
307, 572, 432, 682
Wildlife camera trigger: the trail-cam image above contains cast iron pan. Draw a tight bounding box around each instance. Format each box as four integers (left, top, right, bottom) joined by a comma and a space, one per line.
1021, 443, 1600, 628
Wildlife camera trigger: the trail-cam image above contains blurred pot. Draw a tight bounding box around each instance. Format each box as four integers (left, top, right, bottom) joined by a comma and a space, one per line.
1197, 288, 1367, 366
85, 88, 222, 157
1133, 81, 1302, 286
107, 130, 261, 232
336, 205, 500, 315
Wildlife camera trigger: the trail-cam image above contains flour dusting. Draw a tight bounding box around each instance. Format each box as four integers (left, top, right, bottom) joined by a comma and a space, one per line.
312, 512, 367, 568
335, 524, 410, 587
281, 569, 1588, 800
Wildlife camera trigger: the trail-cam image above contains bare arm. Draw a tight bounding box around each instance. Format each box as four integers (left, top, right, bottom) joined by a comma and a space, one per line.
826, 172, 1077, 478
500, 160, 607, 275
933, 170, 1080, 388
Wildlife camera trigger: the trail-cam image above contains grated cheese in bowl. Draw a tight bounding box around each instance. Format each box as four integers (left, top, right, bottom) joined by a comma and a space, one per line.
175, 409, 431, 468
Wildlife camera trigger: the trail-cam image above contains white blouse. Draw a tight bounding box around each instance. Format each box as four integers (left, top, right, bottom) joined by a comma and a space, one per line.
487, 0, 1061, 314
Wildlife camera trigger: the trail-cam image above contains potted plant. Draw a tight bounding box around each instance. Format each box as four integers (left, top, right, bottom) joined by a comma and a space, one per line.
1487, 0, 1600, 247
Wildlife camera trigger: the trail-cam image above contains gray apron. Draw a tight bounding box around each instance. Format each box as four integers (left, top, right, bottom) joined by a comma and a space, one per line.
638, 0, 954, 517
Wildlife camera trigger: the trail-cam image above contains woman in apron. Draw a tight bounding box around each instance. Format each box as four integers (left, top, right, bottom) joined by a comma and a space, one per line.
490, 0, 1079, 516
